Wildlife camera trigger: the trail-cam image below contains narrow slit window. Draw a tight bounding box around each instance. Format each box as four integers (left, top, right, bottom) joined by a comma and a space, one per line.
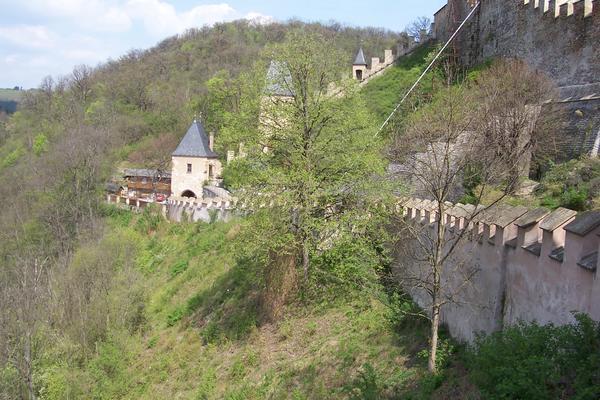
187, 163, 192, 173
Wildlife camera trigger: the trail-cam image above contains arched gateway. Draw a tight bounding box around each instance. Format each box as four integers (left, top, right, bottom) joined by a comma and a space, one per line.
181, 190, 197, 198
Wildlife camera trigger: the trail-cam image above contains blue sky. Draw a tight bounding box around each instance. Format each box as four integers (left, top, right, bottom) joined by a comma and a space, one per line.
0, 0, 446, 88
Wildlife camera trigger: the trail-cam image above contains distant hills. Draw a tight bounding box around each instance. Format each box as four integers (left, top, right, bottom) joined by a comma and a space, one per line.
0, 88, 22, 114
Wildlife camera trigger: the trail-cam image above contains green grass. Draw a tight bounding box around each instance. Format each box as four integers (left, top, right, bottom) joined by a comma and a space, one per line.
36, 212, 450, 399
361, 43, 437, 124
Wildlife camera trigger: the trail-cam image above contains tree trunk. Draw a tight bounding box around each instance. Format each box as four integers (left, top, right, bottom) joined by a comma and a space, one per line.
302, 239, 310, 282
428, 303, 441, 373
24, 332, 36, 400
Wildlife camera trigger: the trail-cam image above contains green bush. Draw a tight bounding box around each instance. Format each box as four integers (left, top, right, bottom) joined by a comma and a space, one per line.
135, 205, 162, 234
166, 306, 185, 327
467, 314, 600, 400
560, 187, 589, 211
536, 158, 600, 211
345, 363, 381, 400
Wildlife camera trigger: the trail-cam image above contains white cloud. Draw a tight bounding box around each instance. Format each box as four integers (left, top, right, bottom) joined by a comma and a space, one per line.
0, 25, 56, 49
4, 54, 19, 64
124, 1, 249, 37
16, 0, 273, 36
0, 1, 275, 87
245, 12, 276, 26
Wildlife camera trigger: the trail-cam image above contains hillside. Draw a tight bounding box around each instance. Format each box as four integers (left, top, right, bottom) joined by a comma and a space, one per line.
361, 42, 437, 124
32, 209, 447, 399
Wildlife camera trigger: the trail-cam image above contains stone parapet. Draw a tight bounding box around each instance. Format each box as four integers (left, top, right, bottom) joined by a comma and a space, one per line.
397, 197, 600, 342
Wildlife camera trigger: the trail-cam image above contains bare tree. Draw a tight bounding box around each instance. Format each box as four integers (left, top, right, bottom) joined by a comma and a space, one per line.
1, 251, 50, 400
406, 17, 432, 42
70, 64, 93, 103
392, 60, 556, 373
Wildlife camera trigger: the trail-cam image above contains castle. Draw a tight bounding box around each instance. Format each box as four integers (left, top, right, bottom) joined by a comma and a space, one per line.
388, 0, 600, 341
433, 0, 600, 158
170, 119, 222, 199
351, 34, 421, 85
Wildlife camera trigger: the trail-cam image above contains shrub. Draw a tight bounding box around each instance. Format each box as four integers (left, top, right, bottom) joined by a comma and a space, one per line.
135, 205, 162, 234
345, 363, 382, 400
166, 306, 185, 327
467, 314, 600, 400
169, 259, 189, 278
560, 187, 589, 211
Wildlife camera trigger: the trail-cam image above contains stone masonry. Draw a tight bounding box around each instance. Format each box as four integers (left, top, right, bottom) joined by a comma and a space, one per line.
397, 197, 600, 342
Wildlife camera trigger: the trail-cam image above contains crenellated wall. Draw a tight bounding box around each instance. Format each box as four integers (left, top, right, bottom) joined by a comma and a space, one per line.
435, 0, 599, 86
433, 0, 600, 158
396, 197, 600, 342
166, 196, 233, 223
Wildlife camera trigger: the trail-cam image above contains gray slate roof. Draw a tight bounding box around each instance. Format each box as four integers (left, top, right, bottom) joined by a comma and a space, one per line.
564, 211, 600, 236
172, 120, 218, 158
539, 207, 577, 231
514, 207, 551, 228
353, 47, 367, 66
265, 61, 294, 97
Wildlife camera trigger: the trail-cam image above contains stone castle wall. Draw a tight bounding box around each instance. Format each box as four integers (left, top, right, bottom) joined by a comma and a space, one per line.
434, 0, 600, 158
166, 197, 233, 223
436, 0, 598, 86
396, 198, 600, 342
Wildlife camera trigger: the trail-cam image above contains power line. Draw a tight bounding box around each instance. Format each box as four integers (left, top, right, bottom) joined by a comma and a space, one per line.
376, 1, 481, 137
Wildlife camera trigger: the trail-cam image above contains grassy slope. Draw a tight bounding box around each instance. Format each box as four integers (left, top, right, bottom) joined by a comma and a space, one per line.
68, 210, 448, 399
361, 43, 436, 124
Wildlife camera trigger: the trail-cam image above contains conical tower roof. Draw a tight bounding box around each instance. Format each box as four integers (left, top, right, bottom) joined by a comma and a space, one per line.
172, 120, 218, 158
353, 47, 367, 66
265, 60, 294, 97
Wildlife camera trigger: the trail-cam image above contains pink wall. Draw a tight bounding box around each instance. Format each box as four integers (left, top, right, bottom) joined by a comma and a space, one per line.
396, 199, 600, 342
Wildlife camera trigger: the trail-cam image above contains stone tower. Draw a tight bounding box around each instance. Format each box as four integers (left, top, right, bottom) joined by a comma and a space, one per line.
171, 119, 222, 198
352, 47, 368, 81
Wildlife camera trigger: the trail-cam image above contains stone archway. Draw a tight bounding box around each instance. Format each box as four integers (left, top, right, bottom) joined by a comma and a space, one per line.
181, 190, 197, 198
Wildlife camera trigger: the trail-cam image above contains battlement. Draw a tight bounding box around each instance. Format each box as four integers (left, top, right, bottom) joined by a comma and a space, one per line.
166, 196, 234, 223
352, 35, 422, 85
522, 0, 595, 18
396, 197, 600, 341
401, 197, 600, 272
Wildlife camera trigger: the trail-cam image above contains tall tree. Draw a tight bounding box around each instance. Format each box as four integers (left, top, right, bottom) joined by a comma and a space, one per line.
393, 60, 556, 373
225, 30, 390, 316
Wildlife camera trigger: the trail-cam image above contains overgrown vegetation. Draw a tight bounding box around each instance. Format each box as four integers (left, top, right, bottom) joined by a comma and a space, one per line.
467, 314, 600, 400
536, 157, 600, 211
22, 210, 438, 399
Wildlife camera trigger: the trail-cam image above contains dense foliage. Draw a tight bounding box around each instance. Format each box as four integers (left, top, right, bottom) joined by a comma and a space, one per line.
0, 20, 400, 399
467, 314, 600, 400
536, 157, 600, 211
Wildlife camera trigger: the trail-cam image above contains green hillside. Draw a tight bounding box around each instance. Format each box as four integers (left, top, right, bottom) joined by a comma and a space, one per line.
31, 210, 444, 399
361, 43, 437, 124
2, 17, 599, 400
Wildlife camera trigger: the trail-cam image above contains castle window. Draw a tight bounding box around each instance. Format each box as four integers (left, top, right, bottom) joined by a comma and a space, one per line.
209, 164, 214, 179
187, 163, 192, 174
356, 69, 363, 80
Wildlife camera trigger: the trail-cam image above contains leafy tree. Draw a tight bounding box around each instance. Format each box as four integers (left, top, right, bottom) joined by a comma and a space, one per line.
226, 30, 391, 315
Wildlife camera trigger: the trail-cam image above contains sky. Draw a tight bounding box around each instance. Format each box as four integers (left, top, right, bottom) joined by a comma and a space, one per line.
0, 0, 446, 89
